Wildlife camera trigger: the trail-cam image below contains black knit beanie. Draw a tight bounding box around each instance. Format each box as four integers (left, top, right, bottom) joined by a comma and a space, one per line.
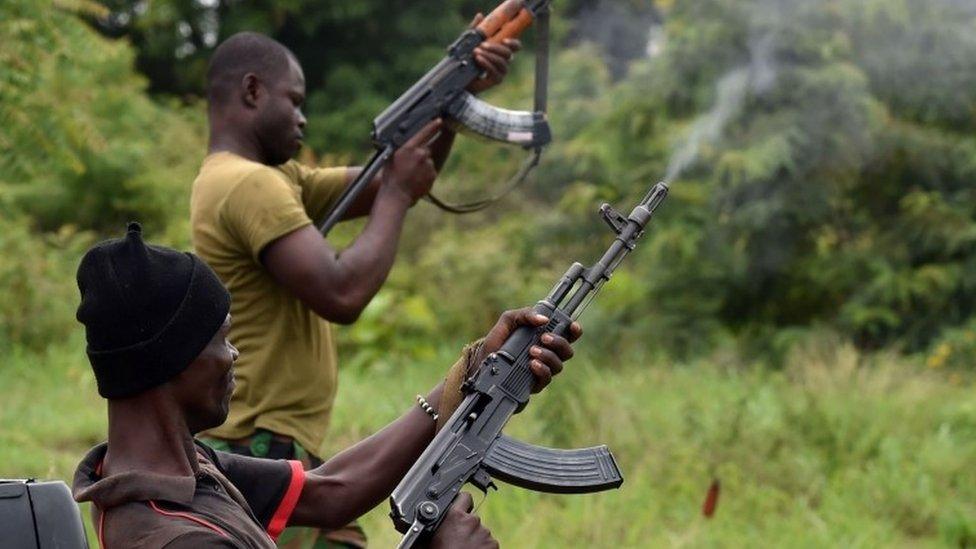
76, 222, 231, 399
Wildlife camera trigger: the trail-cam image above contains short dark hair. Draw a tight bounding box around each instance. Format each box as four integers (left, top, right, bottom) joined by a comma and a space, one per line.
207, 32, 296, 106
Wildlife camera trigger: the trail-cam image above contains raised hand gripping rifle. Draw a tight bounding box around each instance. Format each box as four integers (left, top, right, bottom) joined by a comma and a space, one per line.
389, 182, 670, 548
317, 0, 552, 235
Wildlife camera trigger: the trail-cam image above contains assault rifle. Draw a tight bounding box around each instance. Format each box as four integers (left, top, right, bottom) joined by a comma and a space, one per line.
317, 0, 552, 235
390, 182, 670, 548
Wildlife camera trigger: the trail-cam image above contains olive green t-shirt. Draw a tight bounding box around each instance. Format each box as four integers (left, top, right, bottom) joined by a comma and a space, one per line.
190, 152, 348, 454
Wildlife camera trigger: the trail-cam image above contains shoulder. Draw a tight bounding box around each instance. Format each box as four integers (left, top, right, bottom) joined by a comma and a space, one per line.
198, 153, 298, 197
276, 160, 349, 186
218, 161, 305, 220
234, 162, 299, 196
275, 159, 307, 181
193, 153, 299, 221
100, 500, 230, 549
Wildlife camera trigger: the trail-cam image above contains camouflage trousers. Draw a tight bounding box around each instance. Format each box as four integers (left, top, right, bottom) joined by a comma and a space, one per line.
200, 430, 368, 548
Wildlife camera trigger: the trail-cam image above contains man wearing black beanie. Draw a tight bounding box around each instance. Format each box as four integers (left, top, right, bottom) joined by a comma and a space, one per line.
71, 224, 580, 548
76, 222, 233, 400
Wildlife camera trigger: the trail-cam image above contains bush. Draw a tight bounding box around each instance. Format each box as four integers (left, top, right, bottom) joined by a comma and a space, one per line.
0, 215, 92, 351
0, 0, 205, 237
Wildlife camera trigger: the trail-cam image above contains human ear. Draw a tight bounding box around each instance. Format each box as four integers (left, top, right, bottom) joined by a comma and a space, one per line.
241, 73, 262, 108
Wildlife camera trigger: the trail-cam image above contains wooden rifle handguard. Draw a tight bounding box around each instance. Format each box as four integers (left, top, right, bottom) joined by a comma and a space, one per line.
477, 0, 538, 44
476, 0, 525, 36
490, 9, 535, 44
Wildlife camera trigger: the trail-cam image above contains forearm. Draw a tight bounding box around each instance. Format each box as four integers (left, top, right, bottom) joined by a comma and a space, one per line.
290, 383, 444, 529
339, 167, 382, 220
328, 184, 412, 321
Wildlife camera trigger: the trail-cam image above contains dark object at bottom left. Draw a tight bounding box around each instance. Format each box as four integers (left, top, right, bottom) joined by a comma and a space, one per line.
0, 479, 88, 548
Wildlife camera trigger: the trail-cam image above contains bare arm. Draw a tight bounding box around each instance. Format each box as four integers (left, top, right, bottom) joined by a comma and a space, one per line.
289, 381, 444, 529
262, 121, 440, 324
288, 309, 581, 530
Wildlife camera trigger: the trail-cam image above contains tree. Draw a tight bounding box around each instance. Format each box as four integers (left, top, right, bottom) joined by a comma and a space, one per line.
552, 0, 976, 353
0, 0, 205, 235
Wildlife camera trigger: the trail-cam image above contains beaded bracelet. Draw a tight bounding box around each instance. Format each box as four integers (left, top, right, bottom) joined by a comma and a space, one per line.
415, 394, 438, 422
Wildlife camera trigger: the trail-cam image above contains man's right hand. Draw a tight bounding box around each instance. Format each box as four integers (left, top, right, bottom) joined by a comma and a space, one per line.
429, 492, 498, 549
383, 119, 442, 204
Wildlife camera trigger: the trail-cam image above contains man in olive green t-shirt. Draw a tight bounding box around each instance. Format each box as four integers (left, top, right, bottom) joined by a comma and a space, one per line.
190, 30, 519, 547
192, 155, 350, 456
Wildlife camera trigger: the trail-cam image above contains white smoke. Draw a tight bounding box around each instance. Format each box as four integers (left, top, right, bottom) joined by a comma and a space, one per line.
645, 23, 666, 58
663, 33, 779, 184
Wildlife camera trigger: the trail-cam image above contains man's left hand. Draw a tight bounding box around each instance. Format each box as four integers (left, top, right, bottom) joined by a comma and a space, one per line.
466, 13, 523, 95
475, 308, 582, 394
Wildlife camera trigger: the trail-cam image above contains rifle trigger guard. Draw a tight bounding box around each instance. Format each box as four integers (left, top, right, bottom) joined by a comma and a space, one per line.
470, 467, 497, 494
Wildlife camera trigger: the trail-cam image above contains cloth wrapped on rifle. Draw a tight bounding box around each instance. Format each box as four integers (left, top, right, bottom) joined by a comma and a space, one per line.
436, 339, 484, 432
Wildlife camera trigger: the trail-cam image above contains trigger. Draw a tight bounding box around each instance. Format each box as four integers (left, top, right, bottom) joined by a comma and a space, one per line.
470, 468, 497, 494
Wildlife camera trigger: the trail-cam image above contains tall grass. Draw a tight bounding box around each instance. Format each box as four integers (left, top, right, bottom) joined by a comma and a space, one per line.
2, 331, 974, 547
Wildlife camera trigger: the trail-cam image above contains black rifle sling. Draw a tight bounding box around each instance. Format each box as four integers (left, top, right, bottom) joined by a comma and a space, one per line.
534, 5, 550, 114
425, 4, 551, 214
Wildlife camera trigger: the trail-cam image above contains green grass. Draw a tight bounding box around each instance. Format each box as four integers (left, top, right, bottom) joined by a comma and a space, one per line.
2, 331, 975, 547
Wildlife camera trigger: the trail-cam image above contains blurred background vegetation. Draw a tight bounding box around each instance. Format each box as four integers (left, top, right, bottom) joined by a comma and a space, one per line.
1, 0, 974, 546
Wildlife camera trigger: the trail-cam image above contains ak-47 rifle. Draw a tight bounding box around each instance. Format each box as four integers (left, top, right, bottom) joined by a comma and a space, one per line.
317, 0, 552, 236
389, 182, 671, 548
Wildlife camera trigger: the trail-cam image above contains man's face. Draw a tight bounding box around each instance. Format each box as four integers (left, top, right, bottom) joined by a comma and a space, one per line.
170, 314, 238, 433
255, 56, 307, 166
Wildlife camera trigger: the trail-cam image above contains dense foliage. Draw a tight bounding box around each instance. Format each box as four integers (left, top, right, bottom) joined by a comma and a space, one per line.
4, 0, 976, 364
0, 0, 205, 350
0, 0, 205, 234
2, 1, 975, 545
86, 0, 641, 153
346, 0, 976, 364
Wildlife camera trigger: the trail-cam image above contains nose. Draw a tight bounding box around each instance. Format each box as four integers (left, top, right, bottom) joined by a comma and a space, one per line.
297, 110, 307, 130
229, 342, 240, 362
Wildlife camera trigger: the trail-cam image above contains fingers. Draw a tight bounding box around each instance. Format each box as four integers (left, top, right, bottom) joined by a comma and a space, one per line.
480, 39, 522, 58
433, 492, 497, 549
469, 12, 484, 29
469, 39, 521, 93
482, 308, 546, 358
528, 358, 553, 392
404, 118, 443, 149
498, 308, 547, 334
530, 344, 563, 375
529, 334, 571, 393
481, 308, 579, 395
567, 321, 583, 343
474, 41, 518, 79
539, 332, 574, 361
474, 50, 509, 82
452, 492, 475, 513
385, 118, 440, 202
